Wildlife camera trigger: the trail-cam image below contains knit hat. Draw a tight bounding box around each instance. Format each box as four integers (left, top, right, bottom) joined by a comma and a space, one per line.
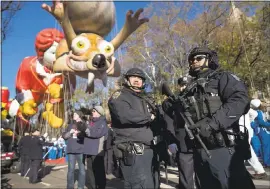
74, 110, 84, 118
250, 99, 261, 109
93, 105, 105, 116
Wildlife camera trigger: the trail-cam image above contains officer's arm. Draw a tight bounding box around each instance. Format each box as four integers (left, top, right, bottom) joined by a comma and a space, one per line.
42, 141, 54, 146
109, 98, 151, 125
209, 73, 249, 130
38, 137, 54, 146
163, 110, 176, 136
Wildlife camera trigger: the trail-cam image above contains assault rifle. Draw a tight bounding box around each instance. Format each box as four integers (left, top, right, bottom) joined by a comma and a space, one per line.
161, 82, 212, 158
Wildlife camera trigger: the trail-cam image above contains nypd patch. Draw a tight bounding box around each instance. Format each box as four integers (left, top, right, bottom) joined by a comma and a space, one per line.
112, 91, 121, 99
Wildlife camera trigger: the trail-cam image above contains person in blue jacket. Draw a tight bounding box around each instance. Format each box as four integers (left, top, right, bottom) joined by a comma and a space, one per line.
77, 105, 108, 189
250, 99, 270, 167
62, 110, 85, 189
250, 109, 262, 157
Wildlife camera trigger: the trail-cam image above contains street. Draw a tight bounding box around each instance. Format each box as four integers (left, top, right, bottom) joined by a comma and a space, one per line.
1, 163, 270, 189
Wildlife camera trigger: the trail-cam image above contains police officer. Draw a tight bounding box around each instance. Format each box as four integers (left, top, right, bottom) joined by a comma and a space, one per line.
162, 76, 201, 189
166, 46, 255, 189
188, 47, 255, 189
108, 68, 157, 189
18, 132, 31, 177
28, 129, 56, 184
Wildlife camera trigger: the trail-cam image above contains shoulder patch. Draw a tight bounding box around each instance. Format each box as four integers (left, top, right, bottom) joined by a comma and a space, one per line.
111, 91, 121, 99
230, 74, 241, 81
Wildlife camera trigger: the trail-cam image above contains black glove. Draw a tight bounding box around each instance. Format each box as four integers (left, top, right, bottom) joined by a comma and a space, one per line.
76, 122, 87, 132
162, 98, 179, 115
189, 117, 213, 138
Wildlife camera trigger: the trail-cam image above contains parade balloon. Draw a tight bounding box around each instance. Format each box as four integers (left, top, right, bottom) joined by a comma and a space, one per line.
66, 1, 115, 37
42, 1, 148, 93
9, 28, 76, 128
1, 87, 10, 121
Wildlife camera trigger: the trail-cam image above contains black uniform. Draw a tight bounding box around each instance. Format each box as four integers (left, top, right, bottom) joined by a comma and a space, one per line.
183, 68, 255, 189
108, 87, 156, 189
162, 99, 200, 189
18, 135, 31, 177
28, 136, 53, 183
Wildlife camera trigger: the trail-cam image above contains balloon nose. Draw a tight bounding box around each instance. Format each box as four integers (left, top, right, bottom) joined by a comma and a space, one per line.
92, 54, 106, 68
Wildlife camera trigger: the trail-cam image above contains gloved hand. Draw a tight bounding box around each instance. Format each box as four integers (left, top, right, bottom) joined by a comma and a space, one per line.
22, 99, 37, 117
48, 83, 61, 99
70, 129, 75, 134
168, 143, 178, 154
162, 98, 174, 114
42, 103, 63, 128
76, 122, 87, 132
189, 117, 213, 138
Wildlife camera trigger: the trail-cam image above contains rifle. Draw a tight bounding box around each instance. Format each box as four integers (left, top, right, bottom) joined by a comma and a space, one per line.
161, 82, 212, 158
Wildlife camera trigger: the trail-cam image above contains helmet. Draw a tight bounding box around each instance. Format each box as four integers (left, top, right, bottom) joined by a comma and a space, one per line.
124, 68, 146, 90
125, 68, 146, 80
188, 46, 219, 71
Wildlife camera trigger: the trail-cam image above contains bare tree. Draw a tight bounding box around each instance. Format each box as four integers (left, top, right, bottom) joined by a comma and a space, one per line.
1, 1, 23, 42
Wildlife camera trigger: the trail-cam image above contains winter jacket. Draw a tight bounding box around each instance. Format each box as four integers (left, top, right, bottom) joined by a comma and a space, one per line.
83, 116, 108, 156
62, 122, 84, 154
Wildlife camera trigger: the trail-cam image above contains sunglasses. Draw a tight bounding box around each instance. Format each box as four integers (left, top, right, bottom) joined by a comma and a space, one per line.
190, 55, 206, 63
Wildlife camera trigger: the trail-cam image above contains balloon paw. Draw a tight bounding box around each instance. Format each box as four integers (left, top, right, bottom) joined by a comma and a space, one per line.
42, 111, 63, 128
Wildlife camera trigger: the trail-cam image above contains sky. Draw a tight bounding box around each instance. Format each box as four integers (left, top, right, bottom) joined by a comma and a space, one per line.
1, 1, 150, 98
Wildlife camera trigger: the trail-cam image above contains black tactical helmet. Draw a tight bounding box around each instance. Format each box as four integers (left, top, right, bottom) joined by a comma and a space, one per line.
125, 68, 146, 80
188, 46, 219, 70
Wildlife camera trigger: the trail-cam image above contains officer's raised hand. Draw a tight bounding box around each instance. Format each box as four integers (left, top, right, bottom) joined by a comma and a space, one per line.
189, 117, 213, 138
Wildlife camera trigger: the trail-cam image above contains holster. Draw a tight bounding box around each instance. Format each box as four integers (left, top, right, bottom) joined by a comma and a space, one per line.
114, 142, 145, 166
113, 145, 123, 159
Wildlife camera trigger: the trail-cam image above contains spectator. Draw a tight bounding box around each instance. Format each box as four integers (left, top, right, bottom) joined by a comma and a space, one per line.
28, 129, 56, 184
18, 132, 31, 177
77, 105, 108, 189
240, 110, 267, 179
62, 110, 85, 189
251, 99, 270, 168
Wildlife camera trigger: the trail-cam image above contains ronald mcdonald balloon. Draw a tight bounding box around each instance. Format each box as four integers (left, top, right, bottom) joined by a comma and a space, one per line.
42, 1, 149, 92
1, 86, 10, 121
1, 86, 25, 136
8, 28, 75, 128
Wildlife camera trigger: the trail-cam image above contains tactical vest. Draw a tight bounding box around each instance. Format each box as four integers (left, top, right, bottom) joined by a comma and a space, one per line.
183, 75, 222, 123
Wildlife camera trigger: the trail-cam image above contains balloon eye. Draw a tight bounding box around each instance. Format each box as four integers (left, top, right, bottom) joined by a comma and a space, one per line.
77, 41, 85, 48
105, 46, 111, 53
98, 40, 114, 57
71, 36, 91, 54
